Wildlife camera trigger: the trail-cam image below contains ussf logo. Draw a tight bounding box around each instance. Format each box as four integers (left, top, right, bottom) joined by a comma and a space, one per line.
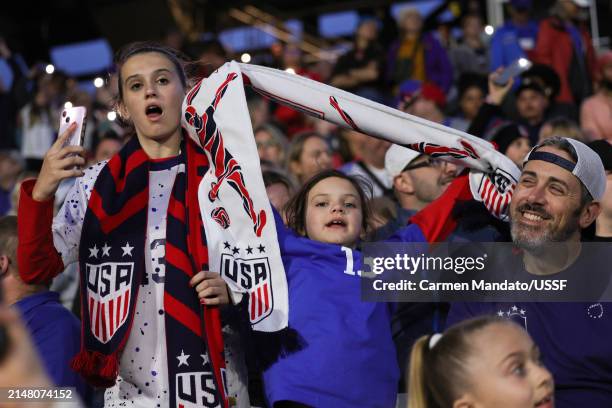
86, 262, 133, 343
220, 253, 273, 324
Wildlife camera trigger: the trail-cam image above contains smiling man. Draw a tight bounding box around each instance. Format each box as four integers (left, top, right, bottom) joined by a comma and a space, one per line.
447, 137, 612, 407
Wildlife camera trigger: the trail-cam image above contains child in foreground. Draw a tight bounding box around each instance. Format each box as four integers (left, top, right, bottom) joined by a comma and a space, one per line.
408, 316, 554, 408
193, 168, 472, 407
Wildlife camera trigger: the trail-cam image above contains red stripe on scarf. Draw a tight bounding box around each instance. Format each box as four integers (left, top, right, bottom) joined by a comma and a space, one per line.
88, 189, 149, 235
164, 293, 202, 337
263, 283, 270, 312
122, 289, 129, 321
167, 197, 186, 224
184, 138, 227, 407
106, 150, 149, 193
101, 303, 107, 343
165, 242, 194, 278
109, 299, 115, 335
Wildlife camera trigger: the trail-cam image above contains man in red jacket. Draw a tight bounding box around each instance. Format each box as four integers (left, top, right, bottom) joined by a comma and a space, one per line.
533, 0, 596, 107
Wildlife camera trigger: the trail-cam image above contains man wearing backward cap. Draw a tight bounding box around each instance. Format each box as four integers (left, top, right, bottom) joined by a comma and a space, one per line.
448, 137, 612, 407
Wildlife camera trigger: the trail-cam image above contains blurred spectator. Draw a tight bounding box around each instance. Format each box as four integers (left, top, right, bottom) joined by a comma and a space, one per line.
0, 216, 90, 401
387, 7, 453, 93
247, 94, 270, 130
490, 0, 539, 71
375, 144, 457, 240
329, 17, 384, 102
262, 169, 295, 214
0, 307, 60, 396
533, 0, 596, 106
196, 39, 228, 77
0, 151, 23, 216
521, 64, 561, 103
464, 70, 513, 140
336, 127, 366, 163
538, 116, 584, 143
0, 38, 27, 149
448, 73, 487, 131
580, 51, 612, 142
18, 71, 66, 171
470, 69, 550, 146
163, 27, 185, 53
287, 131, 332, 184
282, 43, 321, 81
274, 44, 321, 136
255, 123, 288, 168
449, 14, 490, 79
398, 80, 448, 125
92, 135, 122, 163
340, 130, 391, 198
488, 122, 532, 167
515, 79, 550, 144
586, 140, 612, 240
368, 196, 397, 232
8, 171, 37, 216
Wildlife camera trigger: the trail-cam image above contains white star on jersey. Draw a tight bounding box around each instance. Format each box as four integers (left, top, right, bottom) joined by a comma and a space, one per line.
101, 243, 111, 257
89, 244, 99, 258
201, 354, 209, 365
121, 242, 134, 257
177, 350, 190, 367
511, 305, 518, 312
497, 310, 504, 317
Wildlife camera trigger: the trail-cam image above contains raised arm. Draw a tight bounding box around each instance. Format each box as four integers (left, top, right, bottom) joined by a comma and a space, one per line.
17, 123, 87, 284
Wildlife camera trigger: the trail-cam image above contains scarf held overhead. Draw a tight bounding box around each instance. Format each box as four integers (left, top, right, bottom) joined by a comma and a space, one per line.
180, 62, 520, 335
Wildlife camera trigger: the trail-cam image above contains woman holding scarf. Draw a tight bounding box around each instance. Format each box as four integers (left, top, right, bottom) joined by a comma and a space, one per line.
17, 42, 234, 408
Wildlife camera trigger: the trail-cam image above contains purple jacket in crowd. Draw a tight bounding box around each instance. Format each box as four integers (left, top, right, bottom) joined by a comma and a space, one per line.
386, 32, 453, 94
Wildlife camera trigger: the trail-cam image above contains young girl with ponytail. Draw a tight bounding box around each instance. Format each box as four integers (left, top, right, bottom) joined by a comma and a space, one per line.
408, 316, 554, 408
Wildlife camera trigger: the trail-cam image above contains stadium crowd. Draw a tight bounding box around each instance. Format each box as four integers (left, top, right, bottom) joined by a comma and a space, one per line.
0, 0, 611, 407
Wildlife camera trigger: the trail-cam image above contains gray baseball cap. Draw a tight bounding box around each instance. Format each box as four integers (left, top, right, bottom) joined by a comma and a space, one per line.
523, 138, 606, 200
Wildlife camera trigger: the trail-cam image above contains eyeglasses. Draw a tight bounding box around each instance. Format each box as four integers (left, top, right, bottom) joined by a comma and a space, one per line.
402, 158, 446, 172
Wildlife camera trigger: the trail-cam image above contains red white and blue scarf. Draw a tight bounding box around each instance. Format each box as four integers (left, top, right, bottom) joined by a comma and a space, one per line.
71, 135, 228, 407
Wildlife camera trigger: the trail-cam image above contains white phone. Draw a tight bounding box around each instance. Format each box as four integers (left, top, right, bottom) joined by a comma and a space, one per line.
59, 106, 87, 147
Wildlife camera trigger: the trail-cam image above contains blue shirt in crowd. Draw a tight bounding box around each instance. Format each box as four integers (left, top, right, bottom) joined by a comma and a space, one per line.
14, 291, 90, 400
263, 211, 427, 407
490, 21, 539, 71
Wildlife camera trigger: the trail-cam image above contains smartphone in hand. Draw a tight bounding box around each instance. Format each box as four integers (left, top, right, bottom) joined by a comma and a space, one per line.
493, 58, 533, 86
59, 106, 87, 148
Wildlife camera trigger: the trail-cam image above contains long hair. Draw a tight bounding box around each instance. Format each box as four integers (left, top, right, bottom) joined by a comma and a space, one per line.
407, 316, 509, 408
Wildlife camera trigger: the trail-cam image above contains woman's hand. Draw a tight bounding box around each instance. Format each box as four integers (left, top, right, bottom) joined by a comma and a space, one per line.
190, 271, 230, 306
31, 122, 86, 202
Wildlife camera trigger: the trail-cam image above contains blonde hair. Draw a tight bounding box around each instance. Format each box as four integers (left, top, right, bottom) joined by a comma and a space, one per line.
407, 316, 509, 408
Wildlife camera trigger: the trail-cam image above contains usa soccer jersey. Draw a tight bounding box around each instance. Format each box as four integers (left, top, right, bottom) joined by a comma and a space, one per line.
52, 157, 180, 407
262, 210, 427, 407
